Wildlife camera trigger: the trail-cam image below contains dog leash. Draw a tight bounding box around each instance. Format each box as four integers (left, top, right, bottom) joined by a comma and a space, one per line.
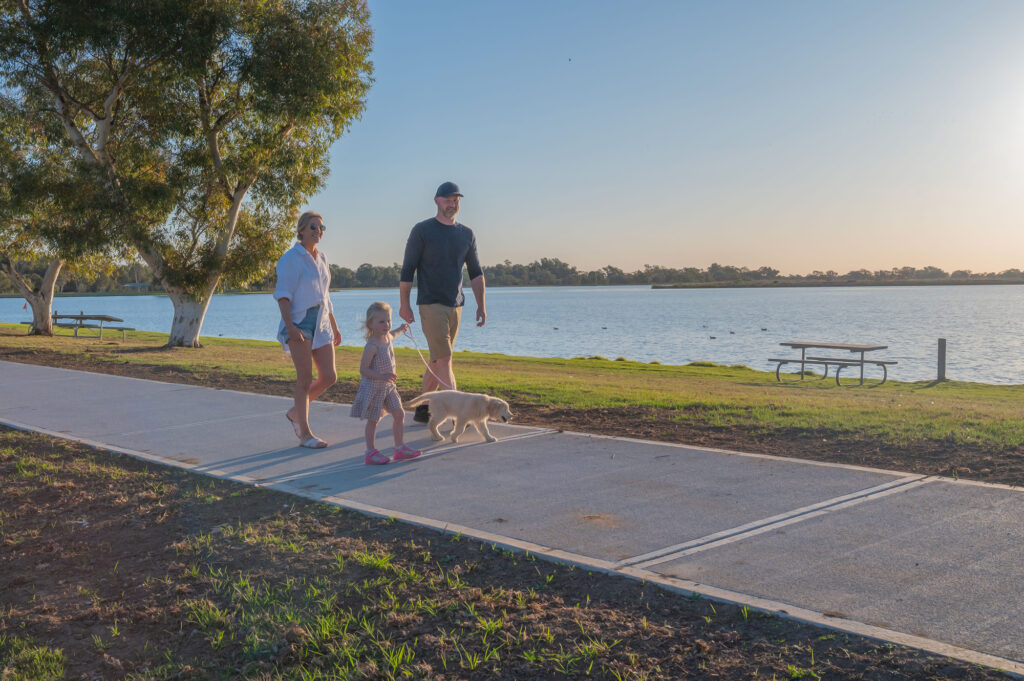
401, 325, 454, 390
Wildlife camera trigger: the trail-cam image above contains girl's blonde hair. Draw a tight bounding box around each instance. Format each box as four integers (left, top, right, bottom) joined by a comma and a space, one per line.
362, 301, 392, 340
296, 211, 323, 239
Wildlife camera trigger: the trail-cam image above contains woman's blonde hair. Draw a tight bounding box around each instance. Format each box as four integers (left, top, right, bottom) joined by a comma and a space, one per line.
362, 301, 392, 340
296, 211, 323, 239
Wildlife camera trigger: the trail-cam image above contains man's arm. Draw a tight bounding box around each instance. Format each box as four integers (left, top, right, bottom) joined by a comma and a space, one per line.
399, 281, 415, 323
470, 275, 486, 326
462, 229, 485, 326
399, 225, 423, 324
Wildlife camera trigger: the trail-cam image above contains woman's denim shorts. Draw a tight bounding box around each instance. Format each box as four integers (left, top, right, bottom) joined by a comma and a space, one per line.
283, 305, 319, 343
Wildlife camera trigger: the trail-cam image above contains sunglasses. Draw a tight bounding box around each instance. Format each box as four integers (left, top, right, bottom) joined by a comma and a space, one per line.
306, 223, 325, 232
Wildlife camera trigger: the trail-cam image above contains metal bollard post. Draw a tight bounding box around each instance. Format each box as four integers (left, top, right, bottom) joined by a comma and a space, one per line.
937, 338, 946, 381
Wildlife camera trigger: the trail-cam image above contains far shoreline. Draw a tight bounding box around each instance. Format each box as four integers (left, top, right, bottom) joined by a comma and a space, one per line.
650, 278, 1024, 289
4, 278, 1024, 299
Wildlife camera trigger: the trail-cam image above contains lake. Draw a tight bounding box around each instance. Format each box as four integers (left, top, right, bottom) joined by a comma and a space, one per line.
3, 285, 1023, 385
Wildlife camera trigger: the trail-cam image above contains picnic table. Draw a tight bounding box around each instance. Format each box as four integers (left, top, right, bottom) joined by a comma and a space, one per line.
51, 312, 134, 341
769, 341, 896, 386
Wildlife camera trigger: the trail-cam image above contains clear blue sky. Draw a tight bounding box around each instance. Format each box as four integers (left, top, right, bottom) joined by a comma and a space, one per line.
307, 0, 1024, 276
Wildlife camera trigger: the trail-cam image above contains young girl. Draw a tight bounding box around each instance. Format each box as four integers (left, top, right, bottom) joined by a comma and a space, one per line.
350, 302, 422, 465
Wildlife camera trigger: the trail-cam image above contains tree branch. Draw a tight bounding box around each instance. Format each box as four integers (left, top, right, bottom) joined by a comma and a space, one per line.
0, 255, 38, 299
197, 78, 232, 199
43, 78, 95, 154
211, 181, 252, 267
39, 257, 64, 298
135, 245, 166, 283
94, 72, 130, 167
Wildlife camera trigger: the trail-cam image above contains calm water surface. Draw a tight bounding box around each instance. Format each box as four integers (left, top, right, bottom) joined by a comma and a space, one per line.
3, 285, 1022, 384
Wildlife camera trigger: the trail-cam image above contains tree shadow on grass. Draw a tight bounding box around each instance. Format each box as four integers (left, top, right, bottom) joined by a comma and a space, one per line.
109, 345, 189, 355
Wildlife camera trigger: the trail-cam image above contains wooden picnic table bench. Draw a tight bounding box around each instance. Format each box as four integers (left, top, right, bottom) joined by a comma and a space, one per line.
51, 312, 134, 341
769, 341, 896, 386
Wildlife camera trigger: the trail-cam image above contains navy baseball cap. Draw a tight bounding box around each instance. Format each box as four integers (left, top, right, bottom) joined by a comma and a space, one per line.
435, 181, 463, 198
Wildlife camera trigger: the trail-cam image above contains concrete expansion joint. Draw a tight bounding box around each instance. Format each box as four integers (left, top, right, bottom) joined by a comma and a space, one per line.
617, 474, 933, 570
616, 566, 1024, 679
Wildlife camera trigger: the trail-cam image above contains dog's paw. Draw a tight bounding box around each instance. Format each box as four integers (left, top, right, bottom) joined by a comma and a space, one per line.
485, 436, 497, 443
450, 436, 460, 443
430, 433, 444, 441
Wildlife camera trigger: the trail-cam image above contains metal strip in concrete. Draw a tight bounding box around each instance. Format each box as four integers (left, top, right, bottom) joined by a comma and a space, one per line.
620, 474, 929, 568
619, 567, 1024, 678
647, 479, 1024, 664
326, 430, 906, 563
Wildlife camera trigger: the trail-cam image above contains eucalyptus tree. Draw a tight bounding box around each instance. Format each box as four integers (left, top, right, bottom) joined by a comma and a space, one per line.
0, 234, 66, 336
0, 93, 119, 334
1, 0, 373, 346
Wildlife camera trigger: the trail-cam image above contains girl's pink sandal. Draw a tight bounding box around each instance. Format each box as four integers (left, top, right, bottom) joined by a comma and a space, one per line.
392, 445, 422, 461
364, 449, 390, 465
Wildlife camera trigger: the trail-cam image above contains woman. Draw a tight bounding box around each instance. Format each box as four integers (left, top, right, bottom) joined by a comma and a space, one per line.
274, 211, 342, 448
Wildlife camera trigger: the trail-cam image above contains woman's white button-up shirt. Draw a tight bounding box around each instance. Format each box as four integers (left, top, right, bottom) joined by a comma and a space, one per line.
273, 242, 335, 350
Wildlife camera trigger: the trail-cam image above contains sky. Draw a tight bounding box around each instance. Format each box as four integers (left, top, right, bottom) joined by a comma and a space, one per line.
306, 0, 1024, 276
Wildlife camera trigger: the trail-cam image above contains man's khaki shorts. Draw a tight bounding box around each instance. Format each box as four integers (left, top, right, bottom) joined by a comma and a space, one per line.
418, 304, 461, 361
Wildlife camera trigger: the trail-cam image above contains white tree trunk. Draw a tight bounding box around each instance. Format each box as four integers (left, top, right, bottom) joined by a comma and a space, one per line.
29, 296, 55, 335
165, 287, 215, 348
1, 257, 63, 336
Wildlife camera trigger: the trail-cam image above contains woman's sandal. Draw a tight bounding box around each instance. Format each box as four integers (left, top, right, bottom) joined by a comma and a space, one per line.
300, 437, 328, 449
392, 444, 422, 461
286, 412, 301, 438
364, 449, 391, 465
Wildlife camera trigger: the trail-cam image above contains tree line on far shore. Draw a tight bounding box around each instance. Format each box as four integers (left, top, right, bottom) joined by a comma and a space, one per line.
4, 256, 1022, 296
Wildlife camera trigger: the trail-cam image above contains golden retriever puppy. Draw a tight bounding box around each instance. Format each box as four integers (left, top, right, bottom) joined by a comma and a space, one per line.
405, 390, 513, 443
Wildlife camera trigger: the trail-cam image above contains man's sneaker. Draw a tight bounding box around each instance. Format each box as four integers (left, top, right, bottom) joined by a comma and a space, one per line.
413, 404, 430, 423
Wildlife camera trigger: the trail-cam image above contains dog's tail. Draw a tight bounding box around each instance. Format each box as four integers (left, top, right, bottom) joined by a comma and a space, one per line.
405, 393, 431, 408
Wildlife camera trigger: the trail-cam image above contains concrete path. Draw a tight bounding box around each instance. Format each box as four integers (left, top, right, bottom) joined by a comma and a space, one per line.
2, 360, 1021, 675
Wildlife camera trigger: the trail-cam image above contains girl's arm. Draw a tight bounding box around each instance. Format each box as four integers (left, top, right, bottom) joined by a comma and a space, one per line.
359, 342, 380, 379
389, 322, 410, 341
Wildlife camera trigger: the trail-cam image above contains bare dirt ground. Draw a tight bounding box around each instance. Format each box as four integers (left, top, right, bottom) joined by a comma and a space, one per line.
1, 428, 1012, 681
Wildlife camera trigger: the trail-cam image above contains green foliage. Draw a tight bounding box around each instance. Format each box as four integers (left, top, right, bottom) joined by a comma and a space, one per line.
1, 0, 374, 343
0, 634, 65, 681
0, 92, 126, 328
139, 0, 373, 295
0, 96, 119, 261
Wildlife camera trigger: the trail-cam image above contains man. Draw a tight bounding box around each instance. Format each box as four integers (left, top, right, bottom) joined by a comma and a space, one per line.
399, 181, 486, 423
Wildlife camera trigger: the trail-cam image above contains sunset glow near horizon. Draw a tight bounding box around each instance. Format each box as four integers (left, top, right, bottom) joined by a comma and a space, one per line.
308, 0, 1024, 277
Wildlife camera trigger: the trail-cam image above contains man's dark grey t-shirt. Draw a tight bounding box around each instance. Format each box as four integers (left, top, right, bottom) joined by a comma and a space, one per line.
400, 218, 483, 307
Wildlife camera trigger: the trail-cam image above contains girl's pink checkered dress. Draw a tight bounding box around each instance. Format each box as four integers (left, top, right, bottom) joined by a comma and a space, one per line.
350, 339, 403, 421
